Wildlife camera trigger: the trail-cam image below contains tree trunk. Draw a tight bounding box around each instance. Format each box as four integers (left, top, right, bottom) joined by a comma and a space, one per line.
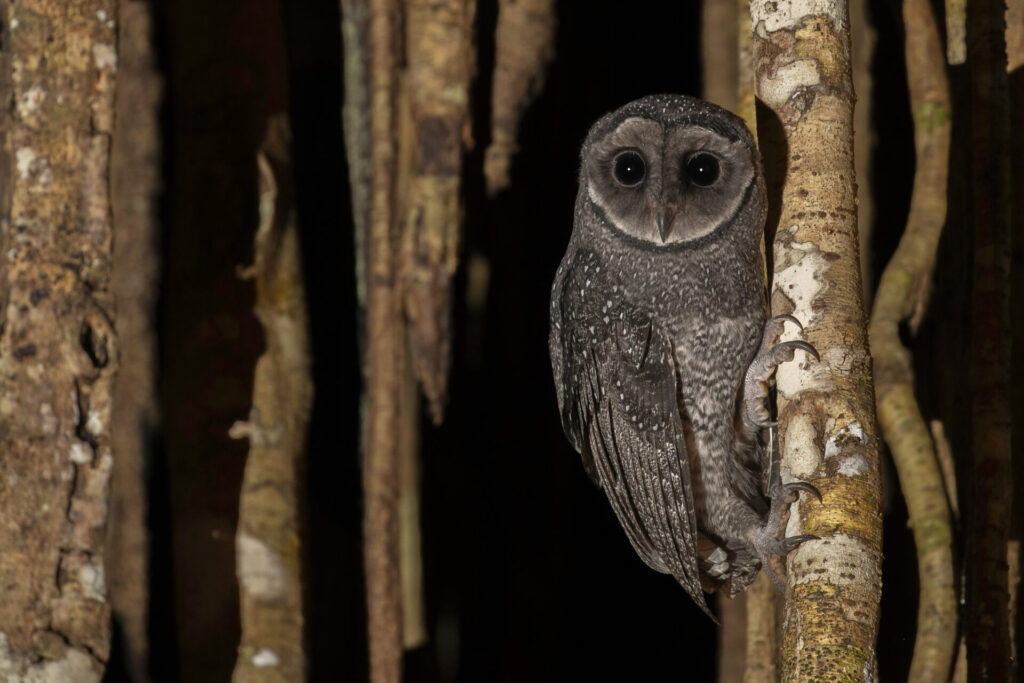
0, 0, 119, 678
750, 1, 884, 679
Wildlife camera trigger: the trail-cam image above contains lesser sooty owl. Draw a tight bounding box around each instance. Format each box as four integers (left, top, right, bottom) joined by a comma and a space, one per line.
549, 94, 819, 617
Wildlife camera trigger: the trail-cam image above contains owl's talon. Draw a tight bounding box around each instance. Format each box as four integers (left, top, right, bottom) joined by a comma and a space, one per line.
770, 313, 803, 331
771, 340, 819, 362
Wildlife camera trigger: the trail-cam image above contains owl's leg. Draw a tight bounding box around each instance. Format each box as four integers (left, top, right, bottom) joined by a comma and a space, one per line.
742, 314, 818, 427
748, 481, 821, 591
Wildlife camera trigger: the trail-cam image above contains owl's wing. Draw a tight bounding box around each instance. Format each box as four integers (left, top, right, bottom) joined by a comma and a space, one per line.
552, 250, 710, 618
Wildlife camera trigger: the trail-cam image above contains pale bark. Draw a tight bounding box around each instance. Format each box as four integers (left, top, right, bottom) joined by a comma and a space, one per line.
868, 0, 956, 678
0, 0, 119, 678
484, 0, 555, 195
108, 1, 162, 680
229, 118, 311, 683
751, 0, 883, 679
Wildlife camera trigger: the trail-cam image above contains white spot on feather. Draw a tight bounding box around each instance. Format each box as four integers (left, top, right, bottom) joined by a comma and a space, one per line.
252, 648, 280, 668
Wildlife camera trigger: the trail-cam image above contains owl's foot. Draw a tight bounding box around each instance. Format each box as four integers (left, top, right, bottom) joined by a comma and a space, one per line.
749, 481, 821, 591
743, 315, 819, 427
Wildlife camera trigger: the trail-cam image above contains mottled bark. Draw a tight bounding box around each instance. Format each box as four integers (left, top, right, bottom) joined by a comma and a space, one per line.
751, 1, 883, 680
108, 1, 161, 680
483, 0, 555, 195
868, 0, 955, 678
229, 118, 311, 683
965, 0, 1013, 675
0, 0, 119, 679
402, 0, 474, 422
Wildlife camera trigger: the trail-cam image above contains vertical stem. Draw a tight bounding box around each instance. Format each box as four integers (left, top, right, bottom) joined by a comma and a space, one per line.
363, 0, 404, 680
966, 0, 1013, 675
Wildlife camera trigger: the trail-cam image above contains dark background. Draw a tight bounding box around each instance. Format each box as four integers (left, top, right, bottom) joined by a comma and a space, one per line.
109, 0, 934, 681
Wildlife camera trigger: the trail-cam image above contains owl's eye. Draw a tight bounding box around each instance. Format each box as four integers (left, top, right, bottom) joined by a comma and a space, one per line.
686, 153, 720, 187
612, 151, 647, 187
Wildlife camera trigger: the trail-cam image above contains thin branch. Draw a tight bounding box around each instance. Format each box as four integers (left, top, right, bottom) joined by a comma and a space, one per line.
868, 0, 956, 677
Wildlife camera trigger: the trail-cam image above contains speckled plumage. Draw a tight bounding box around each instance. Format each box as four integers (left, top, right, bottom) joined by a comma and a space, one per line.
549, 94, 774, 617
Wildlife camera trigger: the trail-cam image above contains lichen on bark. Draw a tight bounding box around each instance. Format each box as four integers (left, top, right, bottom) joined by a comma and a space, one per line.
0, 0, 120, 678
750, 0, 883, 679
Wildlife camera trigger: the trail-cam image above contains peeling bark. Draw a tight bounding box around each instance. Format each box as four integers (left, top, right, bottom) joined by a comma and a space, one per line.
229, 118, 311, 683
0, 0, 119, 678
966, 0, 1013, 674
868, 0, 956, 678
751, 1, 883, 679
402, 0, 475, 423
108, 1, 161, 680
483, 0, 555, 196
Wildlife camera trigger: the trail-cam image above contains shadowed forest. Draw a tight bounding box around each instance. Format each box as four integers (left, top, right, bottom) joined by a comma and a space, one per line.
0, 0, 1019, 681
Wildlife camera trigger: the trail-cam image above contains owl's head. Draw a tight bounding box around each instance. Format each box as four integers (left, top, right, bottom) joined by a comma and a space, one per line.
580, 94, 762, 247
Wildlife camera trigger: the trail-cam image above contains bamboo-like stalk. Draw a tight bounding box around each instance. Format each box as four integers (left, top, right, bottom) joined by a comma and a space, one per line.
966, 0, 1013, 673
736, 7, 779, 679
750, 0, 884, 678
363, 0, 405, 680
868, 0, 955, 678
743, 573, 778, 683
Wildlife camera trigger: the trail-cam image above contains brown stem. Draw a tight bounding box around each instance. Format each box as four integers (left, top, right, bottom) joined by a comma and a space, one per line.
966, 0, 1013, 674
867, 0, 956, 678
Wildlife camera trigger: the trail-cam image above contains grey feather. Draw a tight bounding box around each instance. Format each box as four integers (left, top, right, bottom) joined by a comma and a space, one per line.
550, 94, 774, 615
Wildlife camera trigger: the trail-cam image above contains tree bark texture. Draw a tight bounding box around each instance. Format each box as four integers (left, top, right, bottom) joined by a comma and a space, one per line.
362, 0, 404, 681
868, 0, 956, 678
108, 1, 161, 680
966, 0, 1013, 675
483, 0, 555, 195
751, 1, 883, 680
0, 0, 119, 678
229, 118, 311, 683
402, 0, 474, 423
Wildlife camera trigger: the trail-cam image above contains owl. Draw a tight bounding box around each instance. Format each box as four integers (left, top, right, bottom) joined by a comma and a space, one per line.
549, 94, 818, 618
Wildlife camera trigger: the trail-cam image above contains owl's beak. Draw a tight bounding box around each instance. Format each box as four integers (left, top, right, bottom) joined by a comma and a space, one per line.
656, 206, 677, 243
